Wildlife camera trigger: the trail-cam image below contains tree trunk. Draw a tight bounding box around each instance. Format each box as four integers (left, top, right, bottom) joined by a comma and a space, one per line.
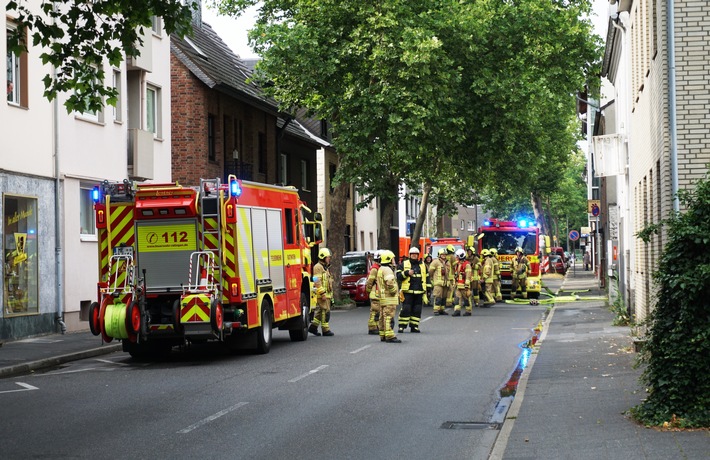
328, 180, 350, 301
410, 181, 432, 249
378, 194, 397, 250
531, 192, 550, 237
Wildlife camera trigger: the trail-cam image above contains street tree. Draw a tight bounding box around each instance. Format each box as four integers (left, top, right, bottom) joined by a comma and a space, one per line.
6, 0, 195, 113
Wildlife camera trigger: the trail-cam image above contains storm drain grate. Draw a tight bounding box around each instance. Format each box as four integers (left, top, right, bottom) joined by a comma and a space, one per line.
440, 421, 501, 430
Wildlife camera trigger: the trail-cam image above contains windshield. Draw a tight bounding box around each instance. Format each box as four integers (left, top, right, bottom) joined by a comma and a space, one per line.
342, 256, 368, 275
479, 231, 537, 255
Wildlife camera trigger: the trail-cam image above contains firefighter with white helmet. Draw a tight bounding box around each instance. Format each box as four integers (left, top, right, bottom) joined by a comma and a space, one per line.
452, 249, 473, 316
396, 246, 428, 333
481, 249, 496, 306
376, 250, 401, 343
308, 248, 335, 336
428, 248, 449, 315
445, 244, 457, 309
365, 250, 382, 334
511, 246, 530, 299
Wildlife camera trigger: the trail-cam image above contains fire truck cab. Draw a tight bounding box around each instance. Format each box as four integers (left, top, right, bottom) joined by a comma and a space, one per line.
88, 176, 323, 358
477, 219, 542, 299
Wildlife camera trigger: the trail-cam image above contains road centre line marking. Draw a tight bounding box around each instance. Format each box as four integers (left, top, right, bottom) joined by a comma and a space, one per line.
178, 402, 249, 434
350, 345, 371, 354
422, 316, 434, 322
0, 382, 39, 394
288, 365, 329, 383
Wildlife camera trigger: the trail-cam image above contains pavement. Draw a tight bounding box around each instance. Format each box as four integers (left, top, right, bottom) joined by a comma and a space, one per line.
1, 266, 708, 459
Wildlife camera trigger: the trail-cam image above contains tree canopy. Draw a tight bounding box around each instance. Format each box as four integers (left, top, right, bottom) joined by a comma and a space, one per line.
215, 0, 601, 244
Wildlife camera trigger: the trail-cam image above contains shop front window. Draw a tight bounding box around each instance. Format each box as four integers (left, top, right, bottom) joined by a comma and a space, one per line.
3, 195, 39, 315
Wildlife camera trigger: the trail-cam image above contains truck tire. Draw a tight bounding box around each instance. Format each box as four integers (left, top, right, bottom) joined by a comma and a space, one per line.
210, 299, 223, 334
289, 292, 309, 342
255, 300, 273, 354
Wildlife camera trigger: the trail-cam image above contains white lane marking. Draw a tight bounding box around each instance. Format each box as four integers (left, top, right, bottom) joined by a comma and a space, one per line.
36, 368, 102, 376
0, 382, 39, 394
421, 316, 434, 322
288, 365, 329, 383
178, 402, 249, 434
350, 345, 371, 354
95, 358, 130, 366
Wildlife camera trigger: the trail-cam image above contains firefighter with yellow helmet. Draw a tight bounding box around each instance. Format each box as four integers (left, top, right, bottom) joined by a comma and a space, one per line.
490, 248, 503, 302
396, 246, 428, 333
376, 250, 401, 343
467, 247, 482, 308
428, 248, 449, 315
365, 250, 382, 335
481, 249, 496, 306
511, 246, 530, 299
308, 248, 335, 336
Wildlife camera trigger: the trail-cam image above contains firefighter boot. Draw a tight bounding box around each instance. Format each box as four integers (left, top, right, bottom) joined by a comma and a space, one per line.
452, 309, 461, 317
322, 330, 335, 336
308, 325, 321, 336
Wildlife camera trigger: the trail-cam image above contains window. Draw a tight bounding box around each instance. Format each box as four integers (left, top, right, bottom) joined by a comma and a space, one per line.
300, 159, 309, 191
6, 24, 27, 107
146, 84, 161, 137
460, 220, 465, 230
151, 16, 162, 36
3, 195, 39, 315
112, 70, 122, 122
467, 221, 474, 231
329, 163, 337, 194
80, 186, 96, 237
208, 114, 216, 161
279, 153, 288, 184
75, 68, 104, 123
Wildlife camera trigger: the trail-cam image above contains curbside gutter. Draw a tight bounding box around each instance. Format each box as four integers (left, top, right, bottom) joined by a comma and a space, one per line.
0, 343, 122, 379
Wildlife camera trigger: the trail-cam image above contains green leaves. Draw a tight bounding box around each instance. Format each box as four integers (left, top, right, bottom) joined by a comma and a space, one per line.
7, 0, 195, 113
632, 173, 710, 428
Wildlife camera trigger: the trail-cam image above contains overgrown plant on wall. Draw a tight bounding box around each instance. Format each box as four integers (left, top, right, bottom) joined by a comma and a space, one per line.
632, 173, 710, 428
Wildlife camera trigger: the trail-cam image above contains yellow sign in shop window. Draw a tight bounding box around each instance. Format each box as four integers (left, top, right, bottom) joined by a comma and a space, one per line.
136, 224, 197, 252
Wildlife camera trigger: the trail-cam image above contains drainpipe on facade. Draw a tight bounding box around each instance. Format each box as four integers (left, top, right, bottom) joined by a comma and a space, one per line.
53, 5, 66, 334
667, 0, 679, 212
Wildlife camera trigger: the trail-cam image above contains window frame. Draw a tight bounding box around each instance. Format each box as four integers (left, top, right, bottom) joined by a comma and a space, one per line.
6, 23, 27, 107
300, 159, 310, 191
79, 185, 97, 240
146, 83, 161, 138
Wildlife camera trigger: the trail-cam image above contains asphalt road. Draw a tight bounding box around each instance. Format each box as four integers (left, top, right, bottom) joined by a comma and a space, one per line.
0, 298, 552, 460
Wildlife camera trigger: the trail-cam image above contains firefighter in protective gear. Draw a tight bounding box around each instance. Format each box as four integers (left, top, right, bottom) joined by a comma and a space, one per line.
428, 248, 449, 315
511, 246, 530, 299
445, 244, 457, 308
309, 248, 335, 336
490, 248, 503, 302
423, 253, 433, 306
481, 249, 496, 306
376, 250, 401, 343
467, 247, 482, 307
365, 251, 382, 334
397, 246, 428, 333
452, 249, 473, 316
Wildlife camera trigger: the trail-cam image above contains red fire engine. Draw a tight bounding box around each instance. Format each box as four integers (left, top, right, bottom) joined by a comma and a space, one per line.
88, 176, 323, 358
477, 219, 542, 298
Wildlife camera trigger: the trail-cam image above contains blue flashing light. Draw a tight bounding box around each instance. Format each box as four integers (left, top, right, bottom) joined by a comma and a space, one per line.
91, 186, 100, 203
483, 220, 492, 226
518, 219, 528, 228
230, 179, 242, 197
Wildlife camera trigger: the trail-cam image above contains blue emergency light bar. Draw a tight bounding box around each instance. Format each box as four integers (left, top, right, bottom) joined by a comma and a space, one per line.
91, 186, 100, 203
230, 179, 242, 197
518, 219, 529, 228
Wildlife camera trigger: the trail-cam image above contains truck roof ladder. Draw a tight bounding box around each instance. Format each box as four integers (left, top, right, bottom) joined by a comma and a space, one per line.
199, 178, 222, 265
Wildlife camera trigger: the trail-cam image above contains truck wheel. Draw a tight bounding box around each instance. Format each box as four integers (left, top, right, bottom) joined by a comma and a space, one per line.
99, 297, 113, 343
289, 292, 309, 342
172, 299, 184, 334
255, 300, 272, 354
89, 302, 101, 336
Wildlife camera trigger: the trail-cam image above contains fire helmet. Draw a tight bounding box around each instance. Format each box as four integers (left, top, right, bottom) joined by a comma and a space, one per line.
318, 248, 331, 260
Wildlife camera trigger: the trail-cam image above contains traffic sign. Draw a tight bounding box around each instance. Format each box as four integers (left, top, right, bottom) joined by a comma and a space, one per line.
569, 230, 580, 241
